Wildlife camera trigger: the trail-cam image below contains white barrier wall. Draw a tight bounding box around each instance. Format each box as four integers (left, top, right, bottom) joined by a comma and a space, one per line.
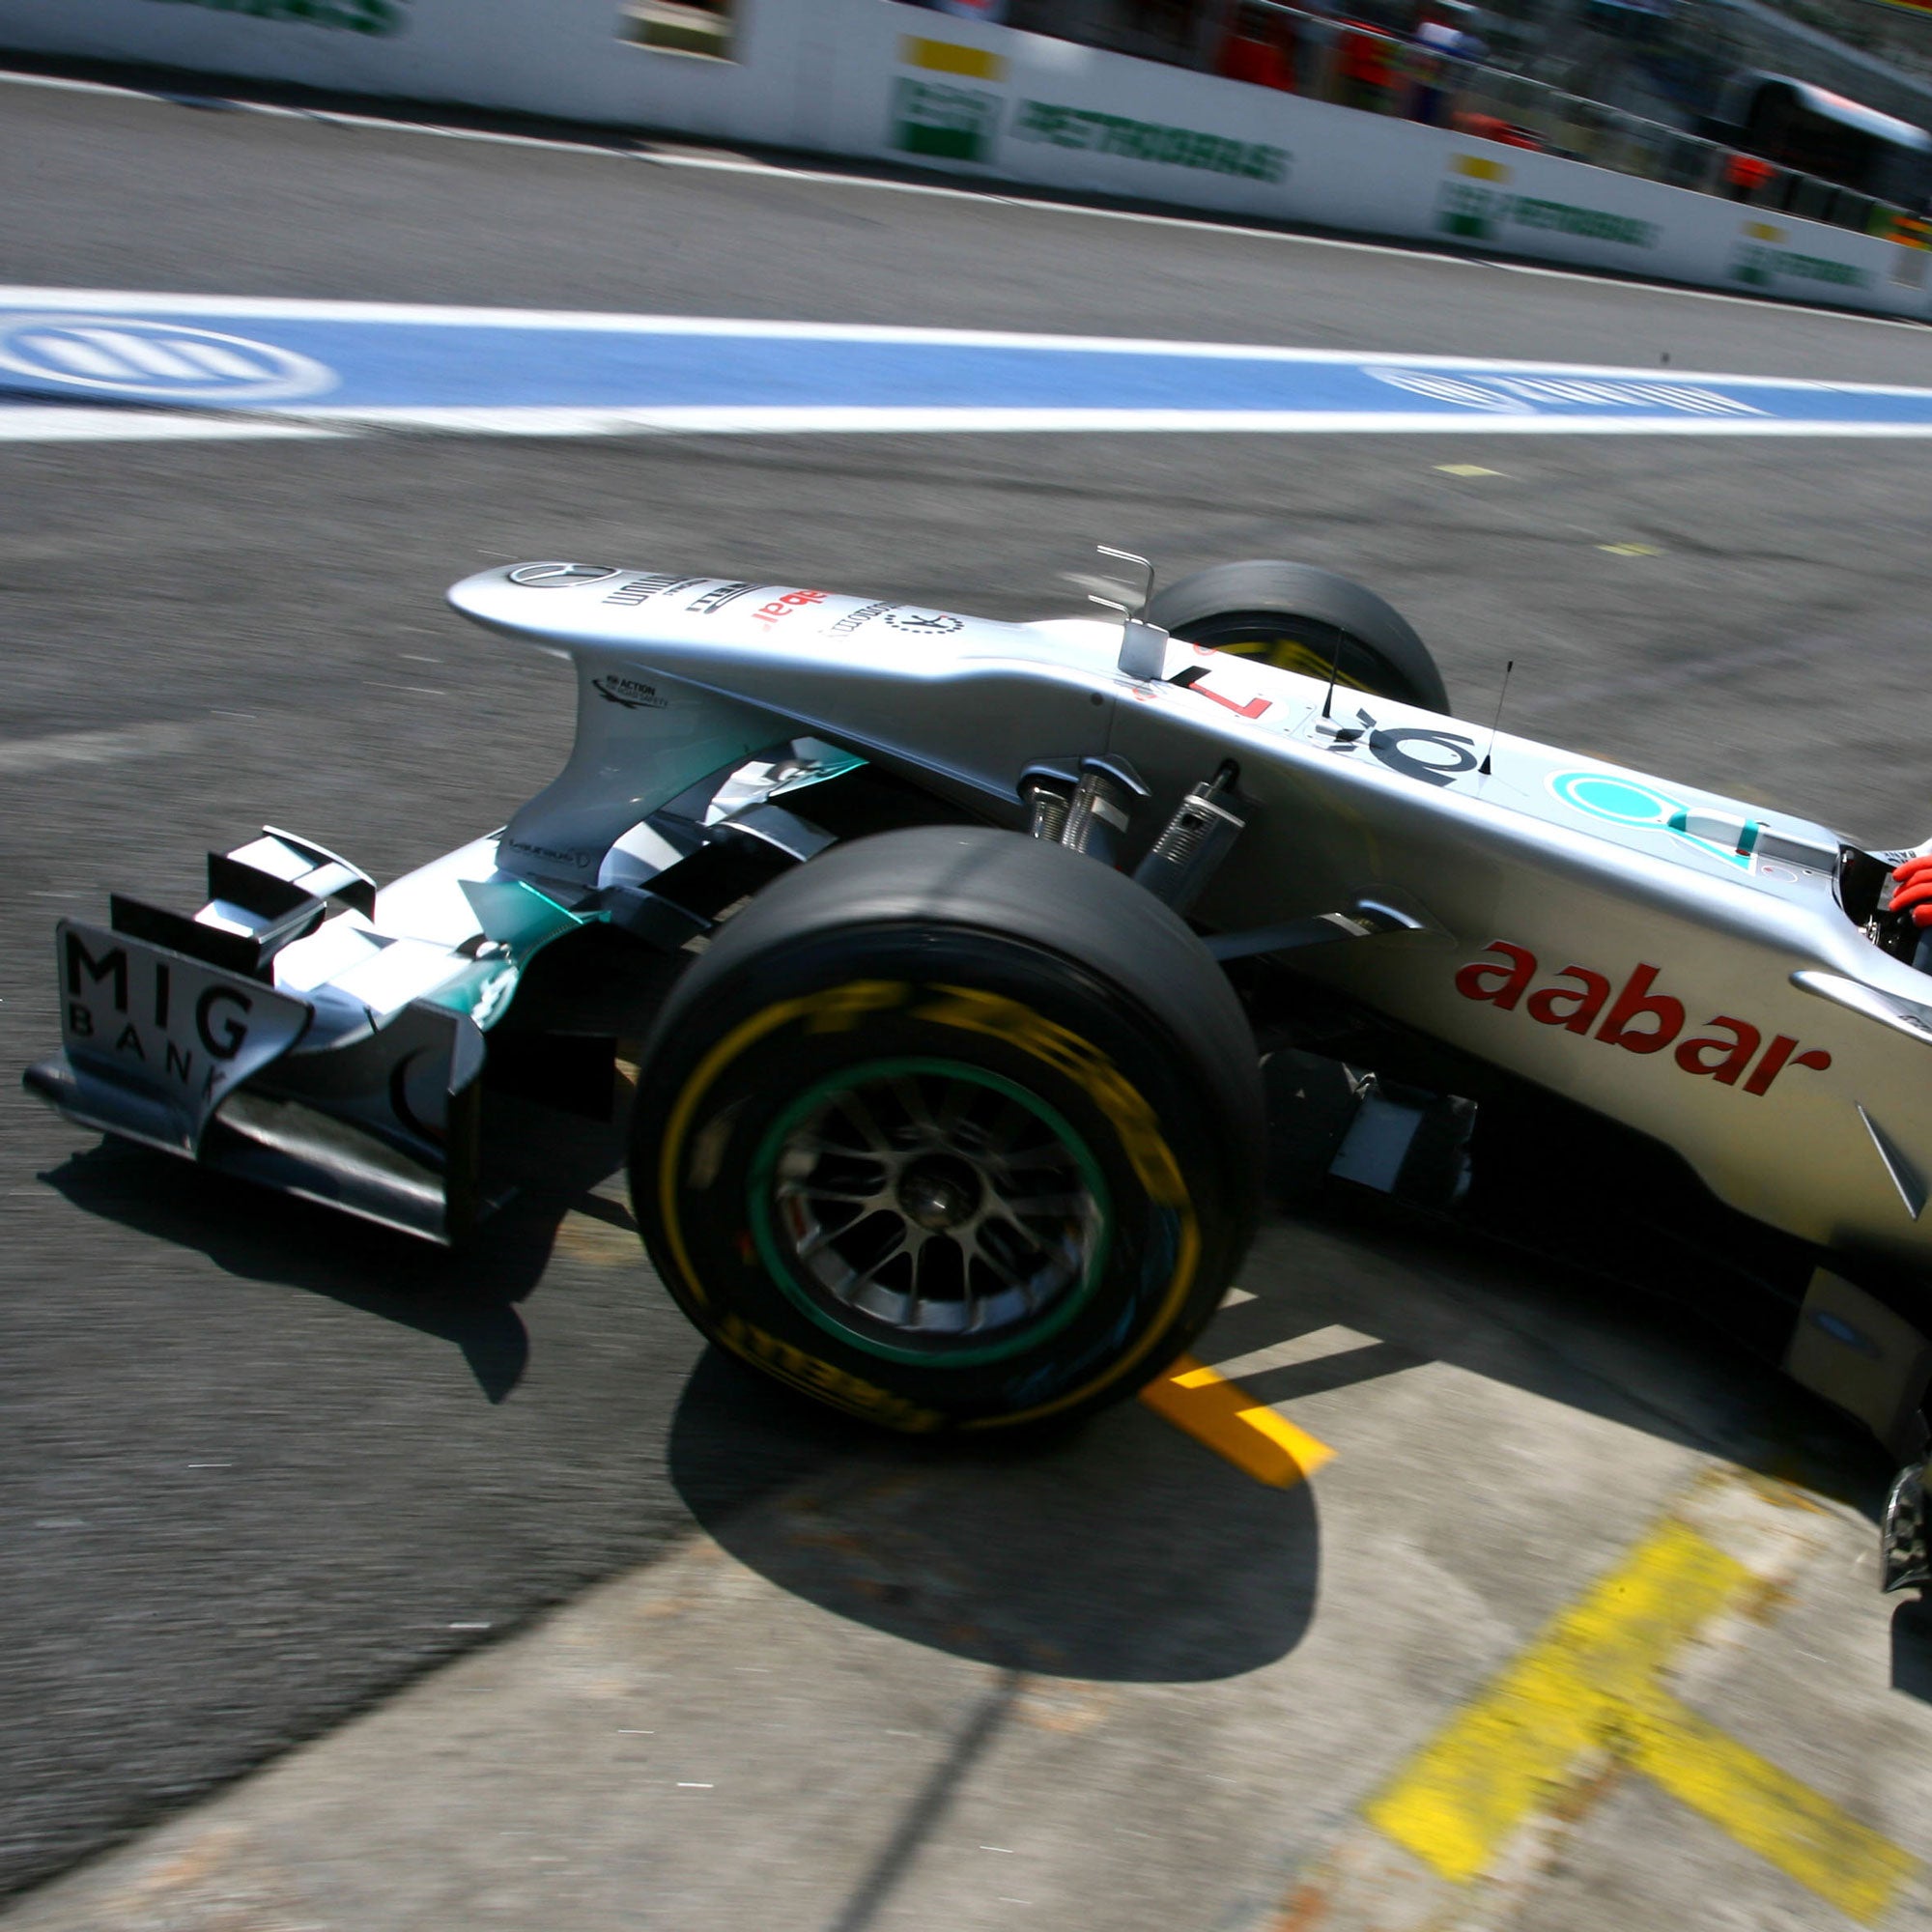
2, 0, 1924, 320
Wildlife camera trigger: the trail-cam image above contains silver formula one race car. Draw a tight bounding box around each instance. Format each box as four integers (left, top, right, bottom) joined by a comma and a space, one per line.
25, 554, 1932, 1588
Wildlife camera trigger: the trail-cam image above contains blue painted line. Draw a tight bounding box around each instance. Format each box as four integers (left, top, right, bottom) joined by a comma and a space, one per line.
5, 295, 1932, 435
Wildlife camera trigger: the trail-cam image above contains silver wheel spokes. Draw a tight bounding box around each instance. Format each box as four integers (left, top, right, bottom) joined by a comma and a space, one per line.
772, 1071, 1100, 1343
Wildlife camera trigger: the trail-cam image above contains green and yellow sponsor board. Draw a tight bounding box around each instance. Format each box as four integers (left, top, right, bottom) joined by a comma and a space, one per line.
1437, 177, 1656, 247
1730, 222, 1869, 289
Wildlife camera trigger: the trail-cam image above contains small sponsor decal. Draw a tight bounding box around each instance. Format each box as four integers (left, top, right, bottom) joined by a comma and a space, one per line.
507, 562, 622, 589
602, 572, 707, 608
1012, 99, 1289, 183
749, 587, 830, 630
500, 835, 596, 872
1316, 707, 1479, 786
1172, 662, 1274, 719
885, 610, 963, 636
828, 599, 898, 637
593, 672, 669, 710
1454, 940, 1832, 1095
688, 581, 762, 614
1548, 769, 1755, 868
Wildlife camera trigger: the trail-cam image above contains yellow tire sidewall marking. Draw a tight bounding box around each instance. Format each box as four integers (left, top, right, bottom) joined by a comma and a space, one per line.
910, 983, 1202, 1428
655, 981, 911, 1310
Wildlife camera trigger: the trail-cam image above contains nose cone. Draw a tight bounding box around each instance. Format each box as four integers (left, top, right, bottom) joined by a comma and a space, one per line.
446, 562, 636, 642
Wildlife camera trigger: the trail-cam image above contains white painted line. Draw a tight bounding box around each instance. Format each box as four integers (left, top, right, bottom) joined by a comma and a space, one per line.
0, 69, 150, 100
0, 407, 337, 443
1, 64, 1922, 336
14, 402, 1932, 443
274, 404, 1932, 436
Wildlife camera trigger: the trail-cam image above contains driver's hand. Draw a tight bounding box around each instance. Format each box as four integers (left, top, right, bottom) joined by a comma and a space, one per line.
1891, 855, 1932, 925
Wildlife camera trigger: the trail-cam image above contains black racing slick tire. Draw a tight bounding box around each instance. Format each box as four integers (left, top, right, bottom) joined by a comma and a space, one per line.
628, 826, 1265, 1434
1147, 559, 1449, 715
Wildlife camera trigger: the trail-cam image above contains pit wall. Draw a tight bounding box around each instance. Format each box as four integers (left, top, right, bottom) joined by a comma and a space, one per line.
3, 0, 1925, 320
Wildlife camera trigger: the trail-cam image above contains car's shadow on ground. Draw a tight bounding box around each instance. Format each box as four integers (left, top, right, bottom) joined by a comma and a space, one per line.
35, 1094, 628, 1402
668, 1347, 1321, 1681
41, 1104, 1896, 1689
669, 1179, 1899, 1684
1241, 1190, 1896, 1513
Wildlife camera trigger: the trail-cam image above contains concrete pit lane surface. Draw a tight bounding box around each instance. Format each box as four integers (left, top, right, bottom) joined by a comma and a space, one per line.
7, 69, 1932, 1932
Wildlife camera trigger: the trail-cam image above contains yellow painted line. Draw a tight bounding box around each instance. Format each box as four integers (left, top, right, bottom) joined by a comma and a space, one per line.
1365, 1514, 1914, 1922
1453, 153, 1512, 182
1140, 1353, 1333, 1487
899, 36, 1006, 80
1599, 542, 1661, 555
1626, 1693, 1914, 1924
1436, 463, 1502, 476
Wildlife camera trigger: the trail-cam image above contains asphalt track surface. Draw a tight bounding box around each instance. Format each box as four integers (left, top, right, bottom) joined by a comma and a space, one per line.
7, 71, 1932, 1913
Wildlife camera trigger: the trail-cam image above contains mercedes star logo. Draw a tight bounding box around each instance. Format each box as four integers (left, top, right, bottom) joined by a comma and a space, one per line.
507, 562, 624, 588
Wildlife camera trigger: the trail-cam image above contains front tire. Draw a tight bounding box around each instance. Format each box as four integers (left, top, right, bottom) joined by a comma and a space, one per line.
629, 827, 1264, 1432
1148, 558, 1448, 714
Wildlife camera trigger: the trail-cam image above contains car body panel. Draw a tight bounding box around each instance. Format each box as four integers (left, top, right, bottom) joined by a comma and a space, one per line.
29, 558, 1932, 1283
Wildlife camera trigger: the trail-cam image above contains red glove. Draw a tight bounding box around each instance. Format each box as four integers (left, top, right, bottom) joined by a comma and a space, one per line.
1892, 855, 1932, 925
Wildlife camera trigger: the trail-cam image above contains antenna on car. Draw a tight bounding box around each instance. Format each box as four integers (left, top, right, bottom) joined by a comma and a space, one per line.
1478, 660, 1515, 777
1090, 546, 1167, 682
1320, 626, 1345, 722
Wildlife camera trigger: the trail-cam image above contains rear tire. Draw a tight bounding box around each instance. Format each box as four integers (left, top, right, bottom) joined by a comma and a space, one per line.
628, 826, 1264, 1432
1148, 559, 1448, 714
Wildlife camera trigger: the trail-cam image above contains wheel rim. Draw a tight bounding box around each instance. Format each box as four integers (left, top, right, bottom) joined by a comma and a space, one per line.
749, 1058, 1110, 1365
